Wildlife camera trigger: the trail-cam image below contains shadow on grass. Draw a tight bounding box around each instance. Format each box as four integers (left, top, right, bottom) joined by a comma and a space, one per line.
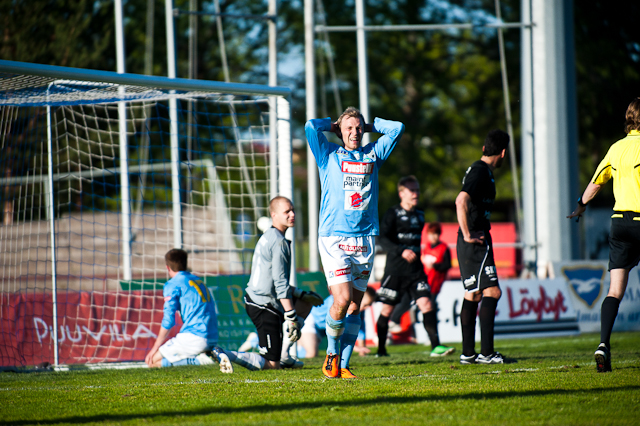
3, 385, 639, 425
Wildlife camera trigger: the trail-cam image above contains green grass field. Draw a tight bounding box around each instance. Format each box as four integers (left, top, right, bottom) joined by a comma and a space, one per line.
1, 332, 639, 426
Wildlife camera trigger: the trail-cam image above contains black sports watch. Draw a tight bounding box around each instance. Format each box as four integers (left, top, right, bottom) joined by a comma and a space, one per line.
577, 197, 586, 208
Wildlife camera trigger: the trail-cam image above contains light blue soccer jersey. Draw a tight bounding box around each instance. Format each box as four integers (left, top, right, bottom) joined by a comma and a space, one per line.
161, 271, 218, 344
305, 117, 405, 237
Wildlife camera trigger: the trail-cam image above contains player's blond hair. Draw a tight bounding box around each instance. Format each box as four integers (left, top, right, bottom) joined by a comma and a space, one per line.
625, 97, 640, 133
336, 106, 365, 128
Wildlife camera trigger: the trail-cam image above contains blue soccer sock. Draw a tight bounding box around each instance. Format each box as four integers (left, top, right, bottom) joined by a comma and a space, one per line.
340, 314, 361, 369
325, 313, 346, 355
161, 357, 200, 367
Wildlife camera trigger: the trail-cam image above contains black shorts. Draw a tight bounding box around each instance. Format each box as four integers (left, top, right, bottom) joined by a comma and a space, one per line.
376, 272, 431, 305
244, 293, 283, 362
457, 231, 499, 292
609, 212, 640, 270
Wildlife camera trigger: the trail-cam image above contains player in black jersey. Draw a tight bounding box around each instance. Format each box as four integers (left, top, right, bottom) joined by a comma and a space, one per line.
455, 130, 510, 365
375, 176, 454, 357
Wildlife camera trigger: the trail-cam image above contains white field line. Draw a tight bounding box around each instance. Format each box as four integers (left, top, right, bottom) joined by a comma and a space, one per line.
2, 359, 638, 392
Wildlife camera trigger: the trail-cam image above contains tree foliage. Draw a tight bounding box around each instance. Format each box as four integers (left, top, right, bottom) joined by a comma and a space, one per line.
1, 0, 638, 225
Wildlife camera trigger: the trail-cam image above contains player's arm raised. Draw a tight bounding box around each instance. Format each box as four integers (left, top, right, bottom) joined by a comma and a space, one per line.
371, 118, 405, 162
305, 118, 335, 168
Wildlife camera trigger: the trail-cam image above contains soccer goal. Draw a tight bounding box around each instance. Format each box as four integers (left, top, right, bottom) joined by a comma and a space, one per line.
0, 60, 293, 369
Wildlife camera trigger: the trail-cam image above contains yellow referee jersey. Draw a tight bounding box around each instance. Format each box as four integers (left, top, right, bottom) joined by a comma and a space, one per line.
592, 130, 640, 212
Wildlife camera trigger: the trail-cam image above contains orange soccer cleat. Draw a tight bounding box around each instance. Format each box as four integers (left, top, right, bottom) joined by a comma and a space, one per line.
322, 353, 341, 379
340, 367, 358, 379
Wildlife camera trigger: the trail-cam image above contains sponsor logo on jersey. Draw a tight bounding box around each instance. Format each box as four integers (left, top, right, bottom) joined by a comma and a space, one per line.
336, 148, 349, 156
338, 243, 368, 253
351, 193, 364, 207
344, 191, 370, 210
341, 161, 374, 174
343, 174, 370, 190
397, 233, 420, 240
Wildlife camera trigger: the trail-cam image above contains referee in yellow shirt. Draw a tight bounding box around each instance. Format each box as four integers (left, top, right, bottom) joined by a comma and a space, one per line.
568, 97, 640, 372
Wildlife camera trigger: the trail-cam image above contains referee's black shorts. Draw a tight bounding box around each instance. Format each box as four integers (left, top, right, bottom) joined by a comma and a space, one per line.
609, 211, 640, 271
457, 230, 499, 292
244, 293, 284, 362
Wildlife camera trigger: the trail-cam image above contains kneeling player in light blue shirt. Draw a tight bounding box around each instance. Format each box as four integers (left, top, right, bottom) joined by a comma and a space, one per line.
145, 249, 232, 372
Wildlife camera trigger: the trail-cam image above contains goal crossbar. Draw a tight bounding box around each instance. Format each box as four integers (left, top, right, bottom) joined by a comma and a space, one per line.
0, 59, 291, 101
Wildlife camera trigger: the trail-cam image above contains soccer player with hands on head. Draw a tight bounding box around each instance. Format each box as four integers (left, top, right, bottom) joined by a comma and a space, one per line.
305, 106, 405, 379
567, 97, 640, 372
455, 129, 510, 365
216, 196, 323, 372
145, 249, 233, 372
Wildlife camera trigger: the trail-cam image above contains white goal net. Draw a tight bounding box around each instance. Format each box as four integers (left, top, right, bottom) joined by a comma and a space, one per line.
0, 60, 293, 368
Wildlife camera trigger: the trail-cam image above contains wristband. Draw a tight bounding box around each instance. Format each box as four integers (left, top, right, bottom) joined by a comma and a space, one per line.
577, 197, 586, 208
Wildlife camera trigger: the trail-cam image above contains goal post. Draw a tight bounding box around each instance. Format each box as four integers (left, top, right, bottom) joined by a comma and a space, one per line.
0, 59, 293, 368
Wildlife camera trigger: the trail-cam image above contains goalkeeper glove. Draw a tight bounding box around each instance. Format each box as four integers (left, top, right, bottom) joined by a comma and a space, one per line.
293, 288, 324, 306
284, 309, 302, 342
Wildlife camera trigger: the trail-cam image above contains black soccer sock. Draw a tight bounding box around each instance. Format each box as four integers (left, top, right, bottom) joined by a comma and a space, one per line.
479, 296, 499, 356
600, 296, 621, 349
422, 310, 440, 349
376, 314, 390, 353
460, 299, 479, 356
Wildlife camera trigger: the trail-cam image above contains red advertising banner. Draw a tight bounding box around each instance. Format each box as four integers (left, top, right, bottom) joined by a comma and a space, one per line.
0, 291, 177, 367
439, 222, 519, 279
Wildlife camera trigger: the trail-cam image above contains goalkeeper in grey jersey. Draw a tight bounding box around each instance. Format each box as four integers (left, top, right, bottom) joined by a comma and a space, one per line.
219, 196, 323, 371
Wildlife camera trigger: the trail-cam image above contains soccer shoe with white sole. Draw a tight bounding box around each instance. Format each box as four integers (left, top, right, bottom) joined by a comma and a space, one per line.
210, 347, 234, 374
430, 345, 456, 357
322, 353, 341, 378
196, 352, 216, 365
459, 353, 478, 364
388, 321, 403, 334
594, 343, 612, 373
340, 367, 358, 379
476, 352, 505, 364
280, 355, 304, 369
